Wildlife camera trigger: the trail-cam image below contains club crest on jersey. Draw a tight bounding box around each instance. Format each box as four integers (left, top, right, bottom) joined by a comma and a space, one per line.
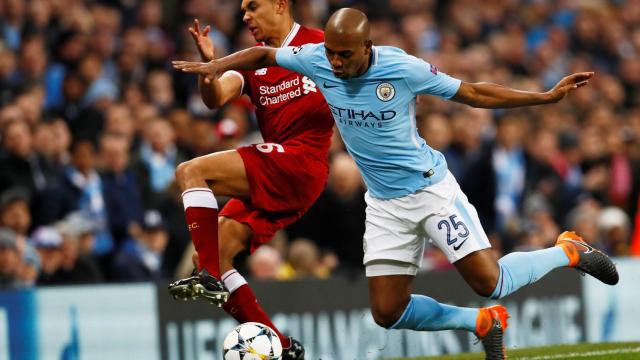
376, 82, 395, 102
255, 68, 268, 76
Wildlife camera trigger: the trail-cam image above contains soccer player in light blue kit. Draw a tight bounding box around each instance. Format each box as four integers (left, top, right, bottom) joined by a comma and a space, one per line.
174, 8, 619, 359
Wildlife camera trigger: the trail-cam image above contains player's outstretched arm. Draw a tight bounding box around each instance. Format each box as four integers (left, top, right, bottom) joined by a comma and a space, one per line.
451, 72, 594, 108
173, 47, 278, 84
187, 19, 243, 109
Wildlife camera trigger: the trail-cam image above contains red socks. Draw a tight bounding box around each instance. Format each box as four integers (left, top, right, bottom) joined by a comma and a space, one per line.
222, 271, 291, 348
182, 188, 220, 278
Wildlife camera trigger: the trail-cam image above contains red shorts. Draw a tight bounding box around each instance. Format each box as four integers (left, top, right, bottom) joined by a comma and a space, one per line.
219, 142, 328, 251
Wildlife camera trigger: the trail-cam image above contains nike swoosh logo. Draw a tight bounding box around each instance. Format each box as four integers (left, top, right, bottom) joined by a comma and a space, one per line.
561, 238, 594, 253
323, 82, 338, 89
453, 238, 468, 251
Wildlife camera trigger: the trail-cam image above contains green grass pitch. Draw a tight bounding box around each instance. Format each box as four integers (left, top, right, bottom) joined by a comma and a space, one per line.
386, 342, 640, 360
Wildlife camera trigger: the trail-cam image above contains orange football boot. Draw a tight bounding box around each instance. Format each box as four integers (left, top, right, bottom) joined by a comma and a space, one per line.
555, 231, 619, 285
475, 305, 509, 360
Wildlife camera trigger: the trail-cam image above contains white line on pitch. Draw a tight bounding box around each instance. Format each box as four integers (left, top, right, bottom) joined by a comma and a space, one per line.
516, 347, 640, 360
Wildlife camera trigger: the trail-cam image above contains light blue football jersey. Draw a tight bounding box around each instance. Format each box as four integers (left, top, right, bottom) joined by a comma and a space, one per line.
276, 43, 462, 199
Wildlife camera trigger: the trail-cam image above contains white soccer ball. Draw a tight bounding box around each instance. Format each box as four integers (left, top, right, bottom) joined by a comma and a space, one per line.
223, 322, 283, 360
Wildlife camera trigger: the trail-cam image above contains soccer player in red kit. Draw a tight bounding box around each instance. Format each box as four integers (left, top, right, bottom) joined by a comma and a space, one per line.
167, 0, 332, 357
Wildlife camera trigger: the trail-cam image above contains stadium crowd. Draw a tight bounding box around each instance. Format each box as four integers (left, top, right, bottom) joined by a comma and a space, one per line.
1, 0, 639, 289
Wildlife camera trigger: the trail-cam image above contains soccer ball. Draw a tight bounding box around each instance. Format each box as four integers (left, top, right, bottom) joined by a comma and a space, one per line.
223, 322, 283, 360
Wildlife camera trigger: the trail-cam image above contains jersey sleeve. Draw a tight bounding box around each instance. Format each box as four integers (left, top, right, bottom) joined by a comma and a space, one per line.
404, 56, 461, 99
221, 70, 246, 95
275, 44, 317, 78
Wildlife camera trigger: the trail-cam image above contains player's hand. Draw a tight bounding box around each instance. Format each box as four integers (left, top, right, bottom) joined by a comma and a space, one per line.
189, 19, 215, 62
172, 60, 220, 83
546, 72, 594, 103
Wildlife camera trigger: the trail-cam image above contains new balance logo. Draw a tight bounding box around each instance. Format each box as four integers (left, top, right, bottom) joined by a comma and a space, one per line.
302, 76, 317, 94
255, 68, 267, 76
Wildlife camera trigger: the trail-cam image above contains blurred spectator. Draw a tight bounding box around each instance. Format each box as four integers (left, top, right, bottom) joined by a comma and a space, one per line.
110, 209, 169, 282
0, 228, 21, 289
154, 181, 191, 276
136, 118, 186, 197
51, 71, 104, 143
248, 245, 287, 281
145, 70, 173, 112
137, 0, 171, 67
598, 207, 631, 256
36, 139, 113, 255
168, 109, 195, 157
17, 35, 47, 85
461, 114, 566, 252
14, 85, 45, 127
0, 0, 26, 51
522, 194, 560, 248
32, 226, 65, 285
214, 117, 242, 151
463, 115, 527, 241
55, 211, 104, 284
0, 187, 31, 238
419, 113, 451, 152
17, 243, 40, 288
47, 118, 73, 167
287, 153, 366, 273
190, 119, 217, 157
0, 47, 18, 105
0, 120, 55, 197
567, 199, 602, 246
99, 132, 143, 247
440, 108, 490, 183
57, 211, 99, 259
285, 238, 334, 279
104, 103, 137, 148
0, 105, 22, 129
79, 53, 118, 108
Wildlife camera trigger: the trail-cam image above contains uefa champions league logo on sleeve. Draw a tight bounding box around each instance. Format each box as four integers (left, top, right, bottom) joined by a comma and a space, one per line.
376, 82, 395, 101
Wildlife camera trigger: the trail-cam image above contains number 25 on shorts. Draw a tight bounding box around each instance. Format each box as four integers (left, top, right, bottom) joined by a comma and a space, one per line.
437, 214, 469, 247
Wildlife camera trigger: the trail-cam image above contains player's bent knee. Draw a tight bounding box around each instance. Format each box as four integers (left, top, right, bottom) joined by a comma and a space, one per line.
175, 160, 197, 186
371, 305, 403, 329
176, 158, 213, 190
470, 276, 499, 298
473, 287, 494, 298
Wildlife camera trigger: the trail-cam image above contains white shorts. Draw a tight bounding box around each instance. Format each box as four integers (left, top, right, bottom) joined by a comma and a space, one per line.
364, 171, 491, 277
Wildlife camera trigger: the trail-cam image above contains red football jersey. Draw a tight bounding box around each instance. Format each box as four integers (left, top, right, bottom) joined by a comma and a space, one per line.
229, 24, 333, 156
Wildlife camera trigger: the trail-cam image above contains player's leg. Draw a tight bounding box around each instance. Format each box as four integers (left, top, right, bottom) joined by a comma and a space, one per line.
368, 272, 481, 330
363, 190, 508, 359
363, 191, 477, 331
426, 174, 571, 298
367, 265, 509, 360
455, 246, 569, 298
217, 201, 306, 359
434, 172, 618, 300
215, 217, 293, 349
170, 150, 249, 303
456, 231, 619, 299
176, 149, 250, 196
